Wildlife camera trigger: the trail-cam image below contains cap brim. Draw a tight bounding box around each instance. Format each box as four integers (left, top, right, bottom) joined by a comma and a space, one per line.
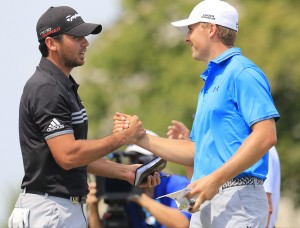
65, 23, 102, 37
171, 18, 203, 34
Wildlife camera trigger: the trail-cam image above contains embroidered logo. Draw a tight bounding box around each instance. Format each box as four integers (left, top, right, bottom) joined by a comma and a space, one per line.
66, 13, 81, 22
47, 118, 64, 132
201, 14, 215, 21
213, 86, 220, 92
39, 27, 61, 39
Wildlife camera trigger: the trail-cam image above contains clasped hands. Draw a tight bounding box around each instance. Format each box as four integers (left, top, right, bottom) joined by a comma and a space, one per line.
113, 112, 146, 142
113, 112, 160, 188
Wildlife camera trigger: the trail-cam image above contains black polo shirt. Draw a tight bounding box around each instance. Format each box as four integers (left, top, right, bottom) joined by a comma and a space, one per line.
19, 57, 89, 197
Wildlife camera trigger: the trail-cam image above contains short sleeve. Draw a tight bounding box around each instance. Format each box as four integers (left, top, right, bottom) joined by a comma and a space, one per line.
234, 68, 280, 127
30, 83, 74, 140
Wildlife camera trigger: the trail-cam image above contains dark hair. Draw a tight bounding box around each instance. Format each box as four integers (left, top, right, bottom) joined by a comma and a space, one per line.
216, 25, 237, 46
38, 34, 63, 57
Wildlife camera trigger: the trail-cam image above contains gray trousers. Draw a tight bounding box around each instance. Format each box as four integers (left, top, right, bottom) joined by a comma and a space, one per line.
189, 184, 268, 228
10, 191, 87, 228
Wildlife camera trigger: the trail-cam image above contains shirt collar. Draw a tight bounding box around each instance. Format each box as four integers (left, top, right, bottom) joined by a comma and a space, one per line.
38, 57, 79, 90
200, 47, 241, 81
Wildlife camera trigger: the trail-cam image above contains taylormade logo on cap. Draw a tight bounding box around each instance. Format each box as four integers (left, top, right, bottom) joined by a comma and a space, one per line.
171, 0, 238, 33
66, 13, 81, 22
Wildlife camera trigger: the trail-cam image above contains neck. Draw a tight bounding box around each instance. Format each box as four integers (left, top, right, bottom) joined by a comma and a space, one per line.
47, 55, 72, 77
207, 43, 232, 63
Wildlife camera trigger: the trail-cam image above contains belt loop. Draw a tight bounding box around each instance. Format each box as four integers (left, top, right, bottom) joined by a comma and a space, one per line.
22, 187, 26, 195
253, 177, 257, 189
44, 193, 49, 199
219, 186, 224, 194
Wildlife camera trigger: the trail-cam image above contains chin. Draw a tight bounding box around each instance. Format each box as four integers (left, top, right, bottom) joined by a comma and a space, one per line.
192, 55, 200, 61
192, 53, 203, 61
77, 60, 85, 66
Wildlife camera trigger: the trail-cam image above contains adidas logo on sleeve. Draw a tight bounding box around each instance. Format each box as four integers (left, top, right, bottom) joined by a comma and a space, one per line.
47, 118, 65, 132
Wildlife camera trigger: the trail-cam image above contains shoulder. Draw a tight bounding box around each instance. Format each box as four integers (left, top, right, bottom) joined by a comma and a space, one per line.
26, 67, 58, 87
24, 68, 64, 98
230, 53, 264, 75
228, 55, 269, 88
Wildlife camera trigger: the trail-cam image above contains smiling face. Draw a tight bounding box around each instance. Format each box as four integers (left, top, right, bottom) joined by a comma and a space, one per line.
185, 22, 212, 63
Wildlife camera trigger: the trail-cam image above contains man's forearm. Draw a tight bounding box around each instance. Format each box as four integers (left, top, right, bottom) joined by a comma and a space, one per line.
87, 158, 135, 184
212, 119, 277, 185
136, 194, 189, 228
88, 203, 102, 228
137, 134, 195, 166
47, 132, 130, 170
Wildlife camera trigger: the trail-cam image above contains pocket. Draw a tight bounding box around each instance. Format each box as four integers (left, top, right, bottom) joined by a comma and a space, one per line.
237, 186, 268, 221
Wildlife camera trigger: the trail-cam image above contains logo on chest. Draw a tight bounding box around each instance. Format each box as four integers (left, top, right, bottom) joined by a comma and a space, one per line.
213, 86, 220, 92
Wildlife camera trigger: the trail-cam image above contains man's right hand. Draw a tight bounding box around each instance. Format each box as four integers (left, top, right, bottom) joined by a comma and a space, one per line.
167, 120, 190, 140
113, 112, 146, 144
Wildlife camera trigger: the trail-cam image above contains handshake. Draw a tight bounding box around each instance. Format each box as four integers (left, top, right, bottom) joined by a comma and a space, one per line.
112, 112, 147, 144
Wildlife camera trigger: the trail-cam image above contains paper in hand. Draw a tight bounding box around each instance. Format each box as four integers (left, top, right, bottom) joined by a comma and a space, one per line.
156, 187, 198, 213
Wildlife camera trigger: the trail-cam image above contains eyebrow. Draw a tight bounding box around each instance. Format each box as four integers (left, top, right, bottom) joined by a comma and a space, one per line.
188, 23, 200, 30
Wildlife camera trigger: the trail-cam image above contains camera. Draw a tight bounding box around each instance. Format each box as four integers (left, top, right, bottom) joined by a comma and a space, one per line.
96, 150, 149, 228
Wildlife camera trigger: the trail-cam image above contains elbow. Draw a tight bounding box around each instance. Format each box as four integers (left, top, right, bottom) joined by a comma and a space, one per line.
54, 153, 79, 170
51, 145, 82, 170
267, 120, 278, 149
267, 133, 277, 150
56, 158, 74, 170
61, 163, 74, 171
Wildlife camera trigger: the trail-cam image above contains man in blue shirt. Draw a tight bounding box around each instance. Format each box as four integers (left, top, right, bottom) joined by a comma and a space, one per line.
114, 0, 279, 227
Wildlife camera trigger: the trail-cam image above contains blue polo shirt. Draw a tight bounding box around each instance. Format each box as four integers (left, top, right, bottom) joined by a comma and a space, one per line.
190, 48, 280, 182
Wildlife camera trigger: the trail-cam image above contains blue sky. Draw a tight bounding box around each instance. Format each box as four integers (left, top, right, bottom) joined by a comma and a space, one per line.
0, 0, 121, 223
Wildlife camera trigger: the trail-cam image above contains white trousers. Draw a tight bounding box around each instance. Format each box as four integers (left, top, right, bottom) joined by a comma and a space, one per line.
189, 184, 268, 228
9, 191, 87, 228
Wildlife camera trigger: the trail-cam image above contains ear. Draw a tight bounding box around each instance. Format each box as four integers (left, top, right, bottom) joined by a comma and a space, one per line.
208, 24, 218, 37
44, 37, 58, 52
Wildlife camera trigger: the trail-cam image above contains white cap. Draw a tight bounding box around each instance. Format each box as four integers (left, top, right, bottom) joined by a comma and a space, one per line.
124, 130, 158, 156
171, 0, 238, 33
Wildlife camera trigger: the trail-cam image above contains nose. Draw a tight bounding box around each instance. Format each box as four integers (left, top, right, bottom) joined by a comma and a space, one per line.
82, 37, 89, 47
185, 33, 191, 44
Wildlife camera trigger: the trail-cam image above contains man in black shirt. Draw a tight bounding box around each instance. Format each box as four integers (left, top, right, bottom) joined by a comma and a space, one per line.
8, 6, 159, 228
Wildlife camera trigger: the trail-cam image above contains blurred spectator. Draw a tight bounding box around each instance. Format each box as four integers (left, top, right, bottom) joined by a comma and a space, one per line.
86, 181, 102, 228
264, 146, 281, 228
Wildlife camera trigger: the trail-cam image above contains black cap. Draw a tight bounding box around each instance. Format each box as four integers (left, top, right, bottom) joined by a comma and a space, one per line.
36, 6, 102, 42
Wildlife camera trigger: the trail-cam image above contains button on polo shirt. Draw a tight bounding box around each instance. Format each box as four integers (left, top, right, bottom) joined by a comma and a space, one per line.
19, 57, 89, 197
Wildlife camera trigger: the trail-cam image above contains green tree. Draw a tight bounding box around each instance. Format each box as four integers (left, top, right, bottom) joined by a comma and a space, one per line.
79, 0, 300, 205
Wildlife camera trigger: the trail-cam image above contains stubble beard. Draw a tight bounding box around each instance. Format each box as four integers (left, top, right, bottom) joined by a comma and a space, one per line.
64, 59, 84, 68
